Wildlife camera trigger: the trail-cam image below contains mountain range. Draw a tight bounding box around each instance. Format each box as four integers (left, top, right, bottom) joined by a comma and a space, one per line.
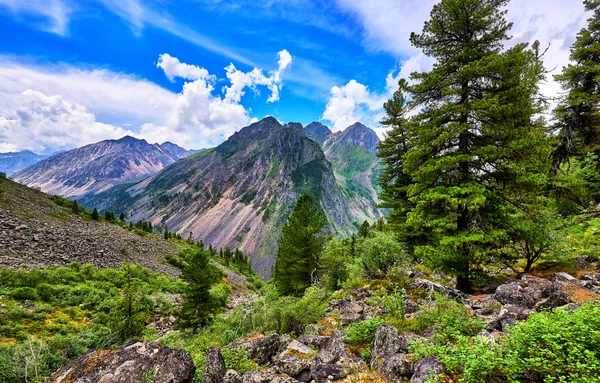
0, 151, 52, 175
79, 118, 384, 277
14, 137, 198, 198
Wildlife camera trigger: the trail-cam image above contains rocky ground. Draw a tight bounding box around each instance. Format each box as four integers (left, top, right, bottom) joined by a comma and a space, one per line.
0, 177, 180, 276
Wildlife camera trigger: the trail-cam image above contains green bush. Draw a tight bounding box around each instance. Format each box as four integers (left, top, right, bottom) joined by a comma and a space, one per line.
221, 348, 258, 374
360, 231, 409, 278
412, 303, 600, 382
344, 317, 384, 345
10, 287, 39, 301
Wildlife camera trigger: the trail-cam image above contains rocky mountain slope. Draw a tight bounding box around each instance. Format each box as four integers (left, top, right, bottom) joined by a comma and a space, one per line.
0, 176, 179, 276
81, 117, 375, 277
13, 136, 197, 198
320, 122, 383, 220
0, 150, 50, 175
303, 122, 332, 145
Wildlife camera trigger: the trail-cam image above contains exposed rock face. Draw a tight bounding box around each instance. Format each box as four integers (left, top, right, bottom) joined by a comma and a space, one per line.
321, 122, 383, 223
82, 117, 376, 278
0, 150, 50, 175
14, 136, 195, 198
201, 347, 226, 383
303, 122, 332, 145
0, 178, 179, 276
233, 333, 287, 365
310, 330, 366, 383
410, 357, 447, 383
371, 324, 420, 380
46, 342, 195, 383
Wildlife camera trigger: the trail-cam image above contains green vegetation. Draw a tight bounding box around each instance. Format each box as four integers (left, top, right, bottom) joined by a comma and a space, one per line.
0, 263, 184, 382
274, 193, 325, 296
412, 302, 600, 382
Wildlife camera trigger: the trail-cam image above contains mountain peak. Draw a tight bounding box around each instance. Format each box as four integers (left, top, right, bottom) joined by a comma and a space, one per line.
304, 122, 332, 146
325, 122, 379, 153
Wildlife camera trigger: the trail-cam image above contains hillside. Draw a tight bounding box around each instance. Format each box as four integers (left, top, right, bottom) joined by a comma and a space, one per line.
321, 122, 384, 219
81, 117, 376, 277
0, 176, 180, 276
13, 136, 197, 198
0, 150, 50, 175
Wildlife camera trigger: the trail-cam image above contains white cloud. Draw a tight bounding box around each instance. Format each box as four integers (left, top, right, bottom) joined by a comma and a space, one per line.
328, 0, 587, 132
0, 57, 176, 128
0, 0, 73, 36
224, 49, 292, 103
157, 54, 213, 82
0, 90, 134, 153
0, 51, 292, 152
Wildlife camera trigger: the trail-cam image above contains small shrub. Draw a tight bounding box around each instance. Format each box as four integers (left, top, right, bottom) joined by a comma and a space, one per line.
10, 287, 39, 301
344, 317, 384, 345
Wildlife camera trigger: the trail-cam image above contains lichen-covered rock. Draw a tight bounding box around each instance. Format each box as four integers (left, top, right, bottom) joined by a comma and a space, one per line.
494, 275, 553, 309
297, 335, 330, 350
273, 356, 312, 381
224, 370, 243, 383
310, 331, 366, 383
233, 334, 286, 365
201, 347, 226, 383
242, 371, 299, 383
46, 342, 195, 383
370, 324, 419, 381
496, 304, 532, 331
410, 357, 449, 383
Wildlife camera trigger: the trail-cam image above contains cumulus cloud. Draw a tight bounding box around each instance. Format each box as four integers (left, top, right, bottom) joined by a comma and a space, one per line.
0, 90, 134, 153
0, 0, 73, 36
0, 50, 292, 152
224, 50, 292, 103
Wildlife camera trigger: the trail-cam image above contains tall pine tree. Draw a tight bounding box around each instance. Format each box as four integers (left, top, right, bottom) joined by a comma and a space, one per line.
380, 0, 549, 292
274, 193, 325, 296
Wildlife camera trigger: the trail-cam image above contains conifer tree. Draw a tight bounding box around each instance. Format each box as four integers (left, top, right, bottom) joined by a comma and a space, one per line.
176, 249, 223, 331
274, 193, 325, 296
358, 220, 370, 238
380, 0, 549, 292
91, 208, 99, 220
72, 200, 79, 215
119, 212, 125, 221
552, 0, 600, 206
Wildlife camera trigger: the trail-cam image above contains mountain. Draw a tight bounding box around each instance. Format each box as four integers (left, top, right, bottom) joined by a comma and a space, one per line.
81, 117, 377, 277
304, 122, 332, 145
321, 122, 383, 219
0, 151, 50, 175
13, 136, 197, 198
0, 176, 179, 275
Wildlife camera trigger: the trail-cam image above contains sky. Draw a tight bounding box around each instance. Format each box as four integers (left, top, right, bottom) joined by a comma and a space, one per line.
0, 0, 589, 153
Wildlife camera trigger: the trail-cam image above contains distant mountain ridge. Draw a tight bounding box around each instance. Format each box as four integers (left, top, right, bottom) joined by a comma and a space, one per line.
304, 122, 332, 145
14, 136, 198, 198
81, 117, 380, 277
0, 151, 51, 175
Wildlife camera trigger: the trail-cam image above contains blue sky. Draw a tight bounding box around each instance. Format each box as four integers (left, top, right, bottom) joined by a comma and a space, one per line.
0, 0, 588, 152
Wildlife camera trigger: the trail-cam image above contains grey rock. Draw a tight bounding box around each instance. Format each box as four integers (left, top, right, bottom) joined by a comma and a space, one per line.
410, 357, 447, 383
242, 371, 299, 383
233, 334, 285, 365
371, 324, 419, 381
411, 278, 464, 299
273, 356, 312, 381
496, 304, 532, 331
224, 370, 243, 383
201, 347, 226, 383
46, 342, 195, 383
297, 335, 330, 350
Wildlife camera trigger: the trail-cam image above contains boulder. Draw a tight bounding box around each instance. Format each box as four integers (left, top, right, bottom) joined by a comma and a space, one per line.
46, 342, 195, 383
371, 324, 420, 381
242, 371, 299, 383
297, 335, 330, 350
551, 272, 577, 283
496, 304, 532, 331
278, 340, 314, 358
410, 357, 449, 383
575, 256, 593, 270
494, 275, 553, 309
534, 289, 572, 311
233, 334, 286, 365
201, 347, 226, 383
273, 356, 312, 382
310, 331, 366, 383
224, 370, 243, 383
